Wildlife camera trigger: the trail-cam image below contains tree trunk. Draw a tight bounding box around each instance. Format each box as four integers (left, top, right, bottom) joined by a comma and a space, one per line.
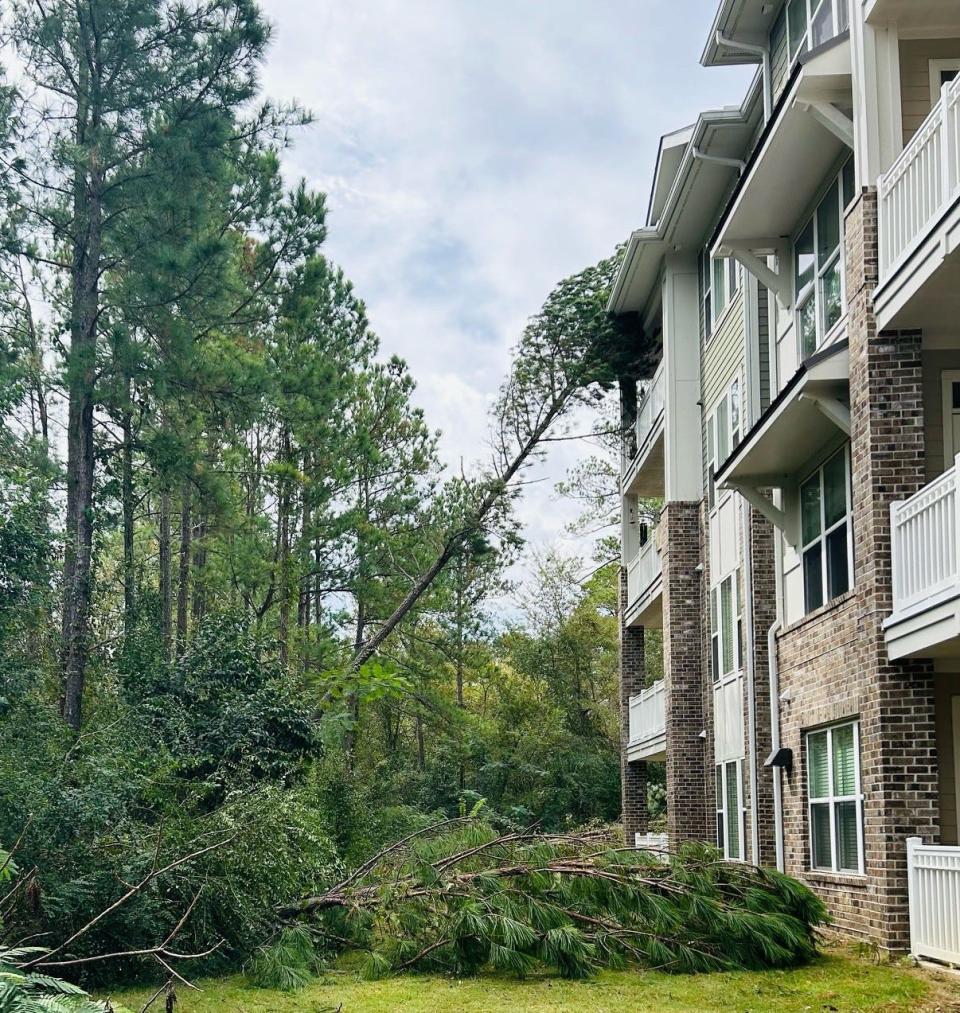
298, 451, 311, 634
192, 513, 207, 624
121, 399, 136, 639
278, 431, 291, 667
177, 478, 191, 655
159, 489, 172, 661
60, 45, 103, 730
416, 713, 426, 772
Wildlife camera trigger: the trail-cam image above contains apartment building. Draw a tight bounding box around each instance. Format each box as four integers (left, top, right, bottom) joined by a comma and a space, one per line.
613, 0, 960, 960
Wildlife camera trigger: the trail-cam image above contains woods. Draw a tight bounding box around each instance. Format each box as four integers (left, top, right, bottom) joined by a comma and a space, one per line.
0, 0, 833, 1002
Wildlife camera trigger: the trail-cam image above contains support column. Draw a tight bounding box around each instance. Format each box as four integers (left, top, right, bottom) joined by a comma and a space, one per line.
846, 188, 939, 950
747, 507, 778, 868
658, 501, 708, 845
619, 568, 648, 842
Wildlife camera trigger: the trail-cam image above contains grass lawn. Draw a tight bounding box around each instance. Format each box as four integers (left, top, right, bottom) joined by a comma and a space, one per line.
107, 949, 957, 1013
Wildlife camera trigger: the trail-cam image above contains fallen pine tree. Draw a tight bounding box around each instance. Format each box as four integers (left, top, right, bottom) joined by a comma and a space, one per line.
278, 819, 828, 980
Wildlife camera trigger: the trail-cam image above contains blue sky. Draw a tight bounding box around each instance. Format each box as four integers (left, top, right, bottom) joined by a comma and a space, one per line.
259, 0, 753, 576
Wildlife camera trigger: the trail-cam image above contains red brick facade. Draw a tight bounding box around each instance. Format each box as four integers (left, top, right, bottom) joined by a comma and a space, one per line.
617, 189, 946, 951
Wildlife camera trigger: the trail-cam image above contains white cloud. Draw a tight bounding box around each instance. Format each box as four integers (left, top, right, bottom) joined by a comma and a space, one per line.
258, 0, 752, 582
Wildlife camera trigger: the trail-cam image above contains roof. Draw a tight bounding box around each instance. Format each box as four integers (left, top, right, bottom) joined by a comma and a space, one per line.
715, 339, 849, 488
701, 0, 784, 68
607, 71, 763, 318
710, 33, 852, 255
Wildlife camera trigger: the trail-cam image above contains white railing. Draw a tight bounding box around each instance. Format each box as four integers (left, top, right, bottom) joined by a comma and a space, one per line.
626, 530, 662, 607
635, 361, 665, 458
907, 837, 960, 965
890, 456, 960, 614
628, 680, 666, 749
634, 832, 669, 861
878, 75, 960, 279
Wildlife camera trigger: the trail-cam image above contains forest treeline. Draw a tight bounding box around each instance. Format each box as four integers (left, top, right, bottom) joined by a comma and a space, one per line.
0, 0, 664, 987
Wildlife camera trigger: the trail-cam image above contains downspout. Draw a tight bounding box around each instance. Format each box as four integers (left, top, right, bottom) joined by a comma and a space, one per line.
716, 31, 772, 122
741, 495, 760, 866
768, 616, 785, 871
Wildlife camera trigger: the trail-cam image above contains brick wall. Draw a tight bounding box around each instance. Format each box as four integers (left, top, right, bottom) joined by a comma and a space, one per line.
747, 507, 778, 868
658, 502, 709, 844
774, 189, 940, 949
619, 567, 649, 840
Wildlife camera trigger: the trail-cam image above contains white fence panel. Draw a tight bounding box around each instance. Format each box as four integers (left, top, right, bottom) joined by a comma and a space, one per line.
907, 837, 960, 965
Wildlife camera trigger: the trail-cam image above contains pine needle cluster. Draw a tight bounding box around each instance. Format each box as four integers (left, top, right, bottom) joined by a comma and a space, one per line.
281, 821, 828, 979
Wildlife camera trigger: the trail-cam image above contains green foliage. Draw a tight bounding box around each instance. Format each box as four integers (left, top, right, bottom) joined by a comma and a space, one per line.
245, 926, 321, 992
123, 611, 318, 789
288, 822, 828, 980
0, 947, 132, 1012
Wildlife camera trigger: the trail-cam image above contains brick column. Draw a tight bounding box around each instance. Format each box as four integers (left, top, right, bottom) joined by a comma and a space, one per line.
658, 501, 708, 844
846, 188, 939, 950
747, 507, 778, 868
619, 568, 648, 842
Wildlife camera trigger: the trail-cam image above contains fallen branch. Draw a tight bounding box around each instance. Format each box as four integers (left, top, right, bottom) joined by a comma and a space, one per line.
281, 820, 828, 979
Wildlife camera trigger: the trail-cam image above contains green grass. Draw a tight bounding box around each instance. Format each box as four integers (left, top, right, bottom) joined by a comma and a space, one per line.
106, 952, 938, 1013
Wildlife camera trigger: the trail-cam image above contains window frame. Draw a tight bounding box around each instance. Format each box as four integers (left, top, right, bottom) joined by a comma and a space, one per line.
929, 60, 960, 104
716, 760, 746, 862
784, 0, 847, 66
706, 376, 742, 510
794, 158, 855, 361
710, 568, 742, 683
799, 445, 852, 615
806, 720, 864, 875
700, 249, 740, 342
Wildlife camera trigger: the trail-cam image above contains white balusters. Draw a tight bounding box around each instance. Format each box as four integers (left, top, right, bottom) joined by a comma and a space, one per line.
889, 459, 960, 614
878, 76, 960, 279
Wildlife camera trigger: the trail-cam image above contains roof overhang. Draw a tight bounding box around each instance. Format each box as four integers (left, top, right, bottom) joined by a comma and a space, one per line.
716, 340, 850, 537
711, 36, 853, 289
864, 0, 960, 35
608, 73, 763, 317
702, 0, 783, 68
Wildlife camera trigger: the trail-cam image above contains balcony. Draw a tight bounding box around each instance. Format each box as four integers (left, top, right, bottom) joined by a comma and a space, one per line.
625, 527, 663, 628
623, 361, 665, 498
627, 680, 666, 762
875, 75, 960, 331
885, 457, 960, 659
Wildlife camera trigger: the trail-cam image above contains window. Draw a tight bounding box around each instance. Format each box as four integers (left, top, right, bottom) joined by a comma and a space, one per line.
700, 250, 740, 341
807, 721, 863, 874
716, 761, 745, 861
800, 447, 851, 615
929, 60, 960, 104
784, 0, 847, 64
699, 249, 712, 343
710, 569, 742, 682
795, 158, 855, 359
706, 377, 741, 509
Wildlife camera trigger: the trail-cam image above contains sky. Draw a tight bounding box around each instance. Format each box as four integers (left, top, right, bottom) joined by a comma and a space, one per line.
257, 0, 753, 582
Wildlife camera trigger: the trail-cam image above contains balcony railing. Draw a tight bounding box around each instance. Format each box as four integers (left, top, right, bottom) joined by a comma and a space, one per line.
636, 363, 665, 455
907, 837, 960, 965
878, 75, 960, 280
628, 679, 666, 751
890, 458, 960, 614
626, 530, 662, 607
